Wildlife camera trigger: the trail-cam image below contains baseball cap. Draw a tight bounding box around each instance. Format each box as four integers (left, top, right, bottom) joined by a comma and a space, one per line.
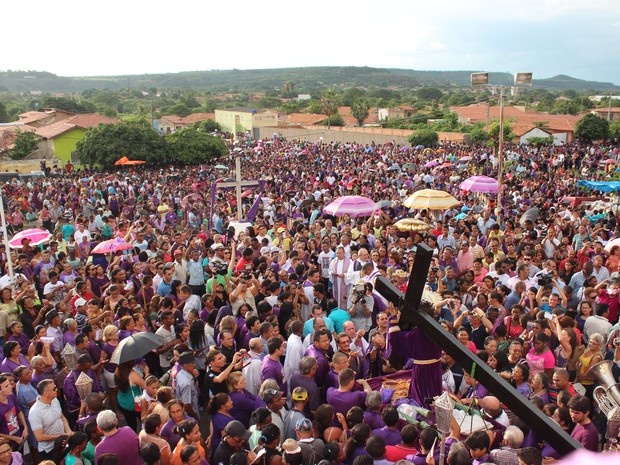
262, 389, 284, 404
295, 418, 313, 432
291, 387, 308, 401
224, 420, 251, 440
212, 243, 225, 250
277, 227, 286, 233
74, 298, 88, 308
260, 246, 271, 255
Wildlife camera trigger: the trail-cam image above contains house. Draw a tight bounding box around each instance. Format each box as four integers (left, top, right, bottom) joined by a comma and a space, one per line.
34, 113, 119, 163
587, 107, 620, 121
450, 103, 580, 144
215, 108, 281, 136
517, 126, 559, 145
16, 109, 75, 128
157, 113, 216, 133
378, 106, 416, 121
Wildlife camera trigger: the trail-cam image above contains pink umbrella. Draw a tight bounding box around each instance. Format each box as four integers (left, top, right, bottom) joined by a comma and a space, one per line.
181, 193, 203, 206
603, 158, 617, 164
91, 238, 135, 255
459, 175, 499, 194
459, 156, 473, 162
424, 161, 439, 168
9, 228, 52, 248
323, 195, 378, 217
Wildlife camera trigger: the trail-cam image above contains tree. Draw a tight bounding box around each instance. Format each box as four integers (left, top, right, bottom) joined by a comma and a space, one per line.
469, 124, 491, 144
167, 128, 227, 165
0, 102, 9, 123
574, 113, 609, 142
282, 81, 296, 98
407, 128, 438, 147
195, 119, 222, 132
9, 130, 39, 160
319, 89, 339, 129
75, 123, 168, 168
610, 121, 620, 140
322, 113, 344, 127
351, 99, 370, 127
526, 136, 554, 146
488, 119, 514, 145
416, 87, 443, 101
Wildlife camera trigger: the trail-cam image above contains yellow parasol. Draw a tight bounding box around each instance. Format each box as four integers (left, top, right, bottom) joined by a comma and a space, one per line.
393, 218, 432, 233
403, 189, 460, 211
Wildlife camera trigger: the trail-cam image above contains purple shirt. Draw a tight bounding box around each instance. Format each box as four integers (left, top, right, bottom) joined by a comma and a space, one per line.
95, 426, 142, 465
0, 355, 29, 375
63, 331, 77, 347
372, 426, 401, 446
363, 410, 385, 430
211, 412, 234, 456
261, 356, 286, 392
229, 390, 265, 428
571, 422, 599, 451
64, 369, 104, 412
101, 342, 118, 373
304, 345, 330, 387
7, 334, 29, 356
326, 388, 366, 417
0, 395, 23, 439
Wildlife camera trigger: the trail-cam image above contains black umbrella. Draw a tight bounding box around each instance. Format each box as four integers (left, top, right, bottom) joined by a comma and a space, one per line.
110, 332, 164, 365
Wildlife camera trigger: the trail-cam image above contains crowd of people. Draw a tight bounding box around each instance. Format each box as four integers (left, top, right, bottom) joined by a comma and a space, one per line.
0, 135, 619, 465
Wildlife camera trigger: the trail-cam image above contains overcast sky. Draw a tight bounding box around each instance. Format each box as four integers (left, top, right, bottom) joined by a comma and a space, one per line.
4, 0, 619, 84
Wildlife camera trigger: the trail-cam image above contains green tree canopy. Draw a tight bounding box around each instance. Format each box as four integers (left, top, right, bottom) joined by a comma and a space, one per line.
9, 130, 39, 160
416, 87, 443, 101
322, 113, 344, 127
610, 121, 620, 140
194, 119, 222, 132
407, 128, 438, 147
167, 128, 228, 165
351, 99, 370, 127
75, 123, 168, 168
574, 113, 610, 142
0, 102, 9, 123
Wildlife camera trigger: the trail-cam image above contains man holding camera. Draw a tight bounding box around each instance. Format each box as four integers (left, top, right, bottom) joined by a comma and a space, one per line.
349, 281, 374, 333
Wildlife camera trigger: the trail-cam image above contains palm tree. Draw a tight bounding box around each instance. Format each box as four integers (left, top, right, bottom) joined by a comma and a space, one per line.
319, 89, 339, 129
283, 81, 296, 98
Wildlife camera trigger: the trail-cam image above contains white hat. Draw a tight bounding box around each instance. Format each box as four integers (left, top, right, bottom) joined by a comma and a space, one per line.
74, 298, 88, 308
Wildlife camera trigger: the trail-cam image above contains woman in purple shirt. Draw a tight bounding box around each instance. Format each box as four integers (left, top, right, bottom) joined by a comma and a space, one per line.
208, 393, 235, 459
228, 372, 265, 428
101, 325, 120, 391
160, 400, 190, 452
7, 322, 29, 356
0, 342, 29, 375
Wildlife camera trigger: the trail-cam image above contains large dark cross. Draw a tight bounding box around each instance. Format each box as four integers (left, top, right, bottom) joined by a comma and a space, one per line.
374, 242, 581, 455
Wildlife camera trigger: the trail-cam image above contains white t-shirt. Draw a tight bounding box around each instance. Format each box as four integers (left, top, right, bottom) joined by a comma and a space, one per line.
155, 326, 176, 368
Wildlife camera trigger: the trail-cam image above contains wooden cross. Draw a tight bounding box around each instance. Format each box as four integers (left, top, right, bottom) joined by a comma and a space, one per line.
216, 154, 261, 221
374, 242, 581, 455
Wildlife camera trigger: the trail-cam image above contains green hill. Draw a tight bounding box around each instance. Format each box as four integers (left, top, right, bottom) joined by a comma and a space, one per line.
0, 67, 618, 94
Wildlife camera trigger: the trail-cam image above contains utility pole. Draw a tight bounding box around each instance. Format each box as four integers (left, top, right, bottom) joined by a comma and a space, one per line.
497, 86, 505, 223
608, 91, 613, 122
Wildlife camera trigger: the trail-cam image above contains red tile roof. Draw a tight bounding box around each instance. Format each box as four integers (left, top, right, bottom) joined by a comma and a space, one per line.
451, 104, 580, 132
65, 113, 118, 128
286, 113, 326, 125
184, 113, 216, 123
35, 113, 119, 139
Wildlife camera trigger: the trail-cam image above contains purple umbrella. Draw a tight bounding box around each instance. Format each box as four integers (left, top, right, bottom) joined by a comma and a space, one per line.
459, 175, 498, 193
323, 195, 378, 217
424, 161, 439, 168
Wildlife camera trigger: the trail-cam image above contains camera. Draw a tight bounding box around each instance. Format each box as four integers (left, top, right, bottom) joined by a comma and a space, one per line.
354, 283, 367, 305
537, 274, 553, 287
614, 338, 620, 348
431, 267, 439, 272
